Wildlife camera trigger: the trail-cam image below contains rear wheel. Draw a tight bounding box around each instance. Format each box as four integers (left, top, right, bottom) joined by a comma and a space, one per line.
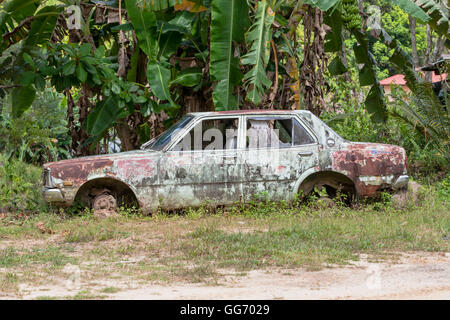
309, 185, 337, 207
298, 173, 357, 206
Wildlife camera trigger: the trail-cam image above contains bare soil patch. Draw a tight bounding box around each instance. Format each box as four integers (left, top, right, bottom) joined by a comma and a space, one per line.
4, 252, 448, 300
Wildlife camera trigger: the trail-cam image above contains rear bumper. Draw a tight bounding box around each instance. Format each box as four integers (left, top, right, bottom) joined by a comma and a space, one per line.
393, 175, 409, 190
43, 188, 64, 202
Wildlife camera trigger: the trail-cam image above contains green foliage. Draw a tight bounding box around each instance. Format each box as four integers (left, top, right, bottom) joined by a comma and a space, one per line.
390, 84, 449, 154
322, 80, 449, 180
146, 62, 174, 103
241, 0, 274, 106
436, 175, 450, 201
170, 68, 202, 87
416, 0, 450, 44
315, 2, 388, 122
21, 43, 160, 139
23, 5, 62, 48
210, 0, 250, 110
312, 0, 445, 124
0, 87, 70, 163
0, 153, 44, 212
86, 96, 121, 136
388, 84, 449, 178
305, 0, 339, 11
135, 0, 182, 11
341, 0, 362, 31
125, 0, 158, 59
392, 0, 429, 23
0, 0, 446, 163
11, 86, 36, 118
371, 3, 428, 79
0, 1, 62, 116
0, 0, 40, 51
322, 97, 387, 144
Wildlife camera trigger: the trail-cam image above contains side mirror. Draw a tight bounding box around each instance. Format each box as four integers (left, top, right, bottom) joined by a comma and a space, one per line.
326, 138, 335, 147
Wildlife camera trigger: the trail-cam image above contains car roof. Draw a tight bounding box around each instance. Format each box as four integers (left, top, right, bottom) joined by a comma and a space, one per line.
187, 109, 312, 117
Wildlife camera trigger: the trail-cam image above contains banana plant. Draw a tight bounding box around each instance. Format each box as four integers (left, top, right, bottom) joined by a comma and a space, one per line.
126, 0, 193, 107
241, 0, 275, 106
209, 0, 250, 110
0, 0, 63, 118
125, 0, 159, 59
307, 0, 439, 122
0, 0, 41, 51
415, 0, 450, 46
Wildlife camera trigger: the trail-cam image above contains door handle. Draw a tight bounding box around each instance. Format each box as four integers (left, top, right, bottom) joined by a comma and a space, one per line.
298, 152, 313, 157
223, 155, 237, 159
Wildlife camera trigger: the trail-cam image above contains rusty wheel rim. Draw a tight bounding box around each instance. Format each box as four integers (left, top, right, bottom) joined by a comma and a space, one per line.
92, 193, 117, 211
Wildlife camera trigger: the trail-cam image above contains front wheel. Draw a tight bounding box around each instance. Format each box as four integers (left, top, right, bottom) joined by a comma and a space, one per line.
92, 192, 119, 218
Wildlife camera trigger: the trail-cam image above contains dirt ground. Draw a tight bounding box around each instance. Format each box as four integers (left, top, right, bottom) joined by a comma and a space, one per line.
9, 251, 450, 300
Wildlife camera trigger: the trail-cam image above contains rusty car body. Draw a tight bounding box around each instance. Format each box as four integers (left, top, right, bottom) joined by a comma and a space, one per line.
42, 110, 409, 213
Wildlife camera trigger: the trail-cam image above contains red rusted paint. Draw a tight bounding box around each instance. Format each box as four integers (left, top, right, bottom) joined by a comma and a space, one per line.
46, 158, 113, 185
332, 143, 406, 196
115, 159, 156, 177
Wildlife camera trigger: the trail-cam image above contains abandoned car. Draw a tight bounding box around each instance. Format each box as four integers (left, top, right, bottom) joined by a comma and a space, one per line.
42, 110, 409, 213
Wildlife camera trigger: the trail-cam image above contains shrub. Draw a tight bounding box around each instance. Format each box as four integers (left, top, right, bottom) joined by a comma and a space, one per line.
0, 154, 44, 213
0, 87, 70, 165
322, 86, 449, 181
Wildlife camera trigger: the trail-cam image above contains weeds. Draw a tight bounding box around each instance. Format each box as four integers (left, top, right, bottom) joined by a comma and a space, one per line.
64, 224, 129, 243
0, 246, 75, 268
0, 154, 45, 212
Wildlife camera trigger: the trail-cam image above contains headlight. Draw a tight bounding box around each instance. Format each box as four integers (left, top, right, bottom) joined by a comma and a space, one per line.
43, 168, 53, 188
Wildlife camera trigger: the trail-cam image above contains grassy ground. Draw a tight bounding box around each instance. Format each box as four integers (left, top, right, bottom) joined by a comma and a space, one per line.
0, 182, 449, 298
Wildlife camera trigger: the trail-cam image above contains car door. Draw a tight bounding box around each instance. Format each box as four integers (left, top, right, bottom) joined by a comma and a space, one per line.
158, 116, 243, 209
240, 115, 319, 202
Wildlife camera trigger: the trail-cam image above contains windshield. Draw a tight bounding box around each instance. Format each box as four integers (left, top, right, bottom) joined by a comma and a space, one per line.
141, 115, 194, 151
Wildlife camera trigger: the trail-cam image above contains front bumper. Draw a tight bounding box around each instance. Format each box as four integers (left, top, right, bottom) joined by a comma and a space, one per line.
43, 188, 64, 202
393, 175, 409, 190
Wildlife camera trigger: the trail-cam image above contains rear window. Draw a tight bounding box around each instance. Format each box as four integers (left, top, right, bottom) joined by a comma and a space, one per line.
246, 117, 314, 148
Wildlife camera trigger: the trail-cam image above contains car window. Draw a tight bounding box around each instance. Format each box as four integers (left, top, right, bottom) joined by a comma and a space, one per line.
143, 115, 194, 151
293, 118, 315, 145
246, 117, 314, 149
172, 118, 239, 151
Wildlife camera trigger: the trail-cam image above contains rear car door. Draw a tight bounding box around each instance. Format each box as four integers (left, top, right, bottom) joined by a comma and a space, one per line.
240, 115, 319, 202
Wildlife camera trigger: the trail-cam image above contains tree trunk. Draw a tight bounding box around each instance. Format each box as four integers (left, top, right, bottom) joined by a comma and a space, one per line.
65, 5, 99, 157
424, 25, 433, 82
409, 16, 419, 67
299, 5, 327, 116
357, 0, 367, 30
116, 118, 141, 151
432, 35, 445, 62
65, 84, 96, 157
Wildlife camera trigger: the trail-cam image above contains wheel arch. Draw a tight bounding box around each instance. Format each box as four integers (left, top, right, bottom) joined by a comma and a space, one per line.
293, 169, 358, 199
74, 177, 140, 208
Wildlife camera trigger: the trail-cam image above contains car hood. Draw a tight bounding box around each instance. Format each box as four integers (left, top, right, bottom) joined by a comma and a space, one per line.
43, 150, 160, 169
344, 142, 406, 154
